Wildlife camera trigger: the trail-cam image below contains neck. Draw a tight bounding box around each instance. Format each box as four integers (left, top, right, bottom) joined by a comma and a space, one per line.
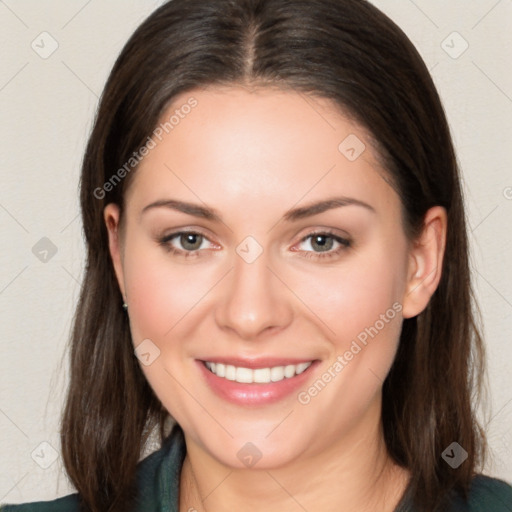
179, 398, 410, 512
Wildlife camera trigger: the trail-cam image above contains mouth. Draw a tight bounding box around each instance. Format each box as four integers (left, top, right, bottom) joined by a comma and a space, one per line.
203, 361, 313, 384
197, 358, 318, 406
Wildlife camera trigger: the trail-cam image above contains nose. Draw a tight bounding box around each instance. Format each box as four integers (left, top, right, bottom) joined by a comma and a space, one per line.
214, 245, 294, 340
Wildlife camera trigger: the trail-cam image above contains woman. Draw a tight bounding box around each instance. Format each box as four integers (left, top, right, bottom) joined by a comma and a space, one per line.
2, 0, 511, 511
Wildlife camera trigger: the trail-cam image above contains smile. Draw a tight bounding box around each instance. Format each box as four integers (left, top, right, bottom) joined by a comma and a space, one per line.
204, 361, 313, 384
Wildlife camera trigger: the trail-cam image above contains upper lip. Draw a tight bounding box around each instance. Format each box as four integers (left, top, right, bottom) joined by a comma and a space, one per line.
198, 357, 316, 369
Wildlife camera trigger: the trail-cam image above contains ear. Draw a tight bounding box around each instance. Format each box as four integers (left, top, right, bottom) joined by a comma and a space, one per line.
104, 203, 126, 301
402, 206, 448, 319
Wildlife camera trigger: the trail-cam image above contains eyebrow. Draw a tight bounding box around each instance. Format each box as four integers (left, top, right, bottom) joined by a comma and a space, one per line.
140, 196, 375, 222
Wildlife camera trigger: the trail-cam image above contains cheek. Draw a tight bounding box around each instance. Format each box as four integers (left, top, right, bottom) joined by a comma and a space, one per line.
120, 243, 215, 424
290, 253, 406, 430
122, 244, 215, 344
290, 247, 407, 348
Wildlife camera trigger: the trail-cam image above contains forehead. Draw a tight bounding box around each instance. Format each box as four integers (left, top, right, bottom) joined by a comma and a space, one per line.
126, 85, 399, 219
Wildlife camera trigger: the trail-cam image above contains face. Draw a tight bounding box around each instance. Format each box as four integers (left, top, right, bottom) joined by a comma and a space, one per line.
105, 85, 444, 470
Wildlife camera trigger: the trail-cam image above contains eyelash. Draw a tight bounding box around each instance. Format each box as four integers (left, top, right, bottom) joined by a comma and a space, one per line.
157, 230, 351, 261
298, 231, 351, 260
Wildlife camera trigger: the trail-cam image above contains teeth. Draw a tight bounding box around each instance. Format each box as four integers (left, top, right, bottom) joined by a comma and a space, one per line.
216, 363, 226, 377
236, 367, 253, 383
296, 362, 310, 374
284, 364, 296, 378
225, 365, 236, 381
254, 368, 271, 383
204, 361, 312, 384
270, 366, 284, 382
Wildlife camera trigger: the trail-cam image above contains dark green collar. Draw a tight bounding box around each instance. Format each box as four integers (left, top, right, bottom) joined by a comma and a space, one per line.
137, 425, 512, 512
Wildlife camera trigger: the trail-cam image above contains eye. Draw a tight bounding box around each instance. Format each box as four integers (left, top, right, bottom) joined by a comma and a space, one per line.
296, 231, 351, 260
157, 229, 351, 260
158, 231, 217, 257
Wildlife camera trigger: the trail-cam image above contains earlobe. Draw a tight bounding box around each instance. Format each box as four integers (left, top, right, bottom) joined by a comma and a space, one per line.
103, 203, 126, 300
402, 206, 448, 319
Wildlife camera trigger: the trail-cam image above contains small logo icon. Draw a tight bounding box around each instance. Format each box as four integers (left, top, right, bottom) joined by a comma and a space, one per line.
236, 236, 263, 264
338, 134, 366, 162
32, 237, 58, 263
441, 442, 468, 469
441, 32, 469, 60
31, 32, 59, 59
237, 442, 263, 468
134, 339, 161, 366
31, 441, 59, 469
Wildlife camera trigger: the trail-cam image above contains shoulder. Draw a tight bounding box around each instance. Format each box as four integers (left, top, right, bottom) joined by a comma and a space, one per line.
0, 425, 186, 512
0, 446, 168, 512
450, 474, 512, 511
0, 494, 80, 512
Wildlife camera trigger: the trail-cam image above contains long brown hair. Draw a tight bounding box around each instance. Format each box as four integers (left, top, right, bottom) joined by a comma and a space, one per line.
61, 0, 487, 510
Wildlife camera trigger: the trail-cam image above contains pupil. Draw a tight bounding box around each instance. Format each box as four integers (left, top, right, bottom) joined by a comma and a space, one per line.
182, 233, 201, 250
313, 235, 333, 252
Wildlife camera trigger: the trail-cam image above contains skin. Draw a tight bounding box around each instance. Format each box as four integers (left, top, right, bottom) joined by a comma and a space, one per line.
104, 85, 447, 512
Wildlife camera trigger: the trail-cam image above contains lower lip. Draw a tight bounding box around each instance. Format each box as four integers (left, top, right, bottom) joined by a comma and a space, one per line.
197, 360, 318, 406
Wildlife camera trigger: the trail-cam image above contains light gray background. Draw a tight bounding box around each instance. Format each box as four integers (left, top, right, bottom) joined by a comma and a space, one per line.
1, 0, 511, 505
